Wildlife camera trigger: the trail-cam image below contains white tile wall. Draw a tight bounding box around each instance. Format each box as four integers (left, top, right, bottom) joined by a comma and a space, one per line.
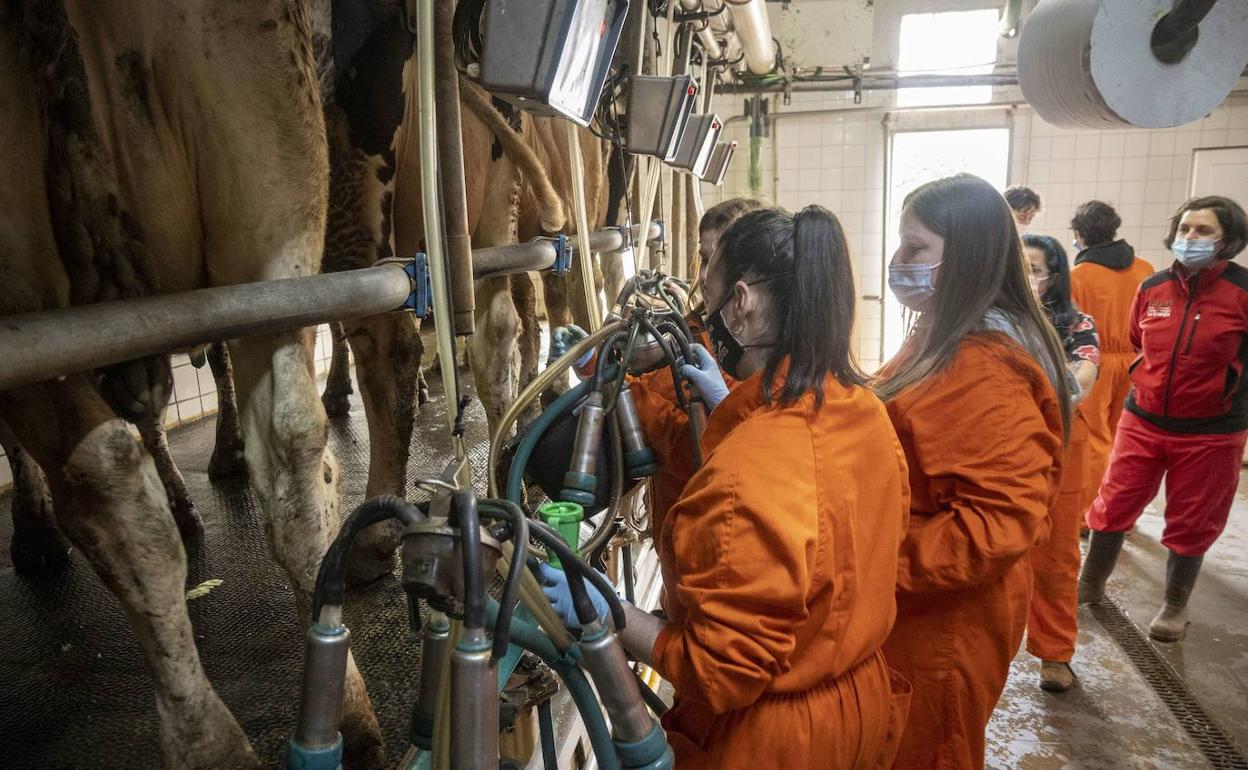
0, 325, 338, 491
702, 90, 1248, 374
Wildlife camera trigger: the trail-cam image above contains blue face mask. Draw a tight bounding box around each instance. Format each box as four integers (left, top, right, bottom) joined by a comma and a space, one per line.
1172, 238, 1219, 271
889, 262, 941, 311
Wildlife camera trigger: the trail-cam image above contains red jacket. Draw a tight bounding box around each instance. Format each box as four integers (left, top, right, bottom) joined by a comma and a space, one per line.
1127, 260, 1248, 433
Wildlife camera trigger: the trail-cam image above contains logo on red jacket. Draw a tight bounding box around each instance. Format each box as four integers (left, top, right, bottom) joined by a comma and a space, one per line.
1146, 301, 1172, 319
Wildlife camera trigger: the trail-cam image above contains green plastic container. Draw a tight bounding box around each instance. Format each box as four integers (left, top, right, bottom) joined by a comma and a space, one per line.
537, 501, 583, 568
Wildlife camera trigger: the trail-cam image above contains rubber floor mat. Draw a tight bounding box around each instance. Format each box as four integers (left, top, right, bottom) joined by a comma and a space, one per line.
0, 378, 494, 769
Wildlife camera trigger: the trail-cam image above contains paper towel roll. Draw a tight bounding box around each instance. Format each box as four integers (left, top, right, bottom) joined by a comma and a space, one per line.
1019, 0, 1248, 129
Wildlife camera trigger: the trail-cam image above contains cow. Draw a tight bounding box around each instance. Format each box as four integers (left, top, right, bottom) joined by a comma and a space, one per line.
0, 1, 377, 766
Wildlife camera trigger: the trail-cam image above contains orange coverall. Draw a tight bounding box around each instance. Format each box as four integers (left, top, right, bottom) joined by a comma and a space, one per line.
1026, 409, 1090, 663
630, 321, 736, 544
883, 333, 1064, 770
1071, 257, 1153, 510
634, 363, 913, 769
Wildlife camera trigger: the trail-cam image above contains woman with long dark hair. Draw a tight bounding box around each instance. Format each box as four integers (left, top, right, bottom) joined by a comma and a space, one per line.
875, 174, 1069, 769
542, 205, 913, 768
1023, 233, 1100, 693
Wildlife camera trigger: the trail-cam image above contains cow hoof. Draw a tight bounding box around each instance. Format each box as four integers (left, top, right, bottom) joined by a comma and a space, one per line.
170, 501, 204, 541
208, 445, 248, 482
417, 386, 430, 406
322, 391, 352, 418
11, 525, 72, 575
160, 692, 260, 770
342, 714, 386, 769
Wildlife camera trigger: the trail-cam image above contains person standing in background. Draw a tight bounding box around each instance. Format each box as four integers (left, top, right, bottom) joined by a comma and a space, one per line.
1080, 196, 1248, 643
1069, 201, 1154, 520
1006, 185, 1043, 229
1024, 234, 1100, 693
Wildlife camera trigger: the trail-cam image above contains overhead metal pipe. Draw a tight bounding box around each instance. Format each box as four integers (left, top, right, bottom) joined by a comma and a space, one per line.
726, 0, 776, 75
679, 0, 724, 61
433, 0, 475, 336
717, 73, 1020, 94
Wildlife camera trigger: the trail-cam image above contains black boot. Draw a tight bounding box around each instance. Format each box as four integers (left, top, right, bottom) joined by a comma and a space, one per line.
1148, 551, 1203, 642
1077, 530, 1126, 604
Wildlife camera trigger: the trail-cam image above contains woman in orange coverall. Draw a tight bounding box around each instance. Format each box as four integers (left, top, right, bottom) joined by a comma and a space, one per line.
631, 197, 761, 540
875, 175, 1069, 770
543, 205, 912, 768
1024, 234, 1101, 693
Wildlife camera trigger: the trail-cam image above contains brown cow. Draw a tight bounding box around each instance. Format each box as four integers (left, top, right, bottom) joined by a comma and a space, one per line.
0, 1, 369, 766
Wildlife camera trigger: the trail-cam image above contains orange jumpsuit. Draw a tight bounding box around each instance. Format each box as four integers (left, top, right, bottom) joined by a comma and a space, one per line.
630, 321, 736, 545
635, 363, 913, 769
1071, 256, 1153, 511
883, 333, 1064, 770
1026, 410, 1090, 662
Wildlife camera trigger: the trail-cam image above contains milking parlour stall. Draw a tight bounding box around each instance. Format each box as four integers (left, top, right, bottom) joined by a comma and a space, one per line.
1, 1, 1247, 769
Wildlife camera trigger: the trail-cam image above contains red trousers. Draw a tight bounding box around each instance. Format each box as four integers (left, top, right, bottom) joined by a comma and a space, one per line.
1086, 410, 1248, 556
1028, 411, 1089, 662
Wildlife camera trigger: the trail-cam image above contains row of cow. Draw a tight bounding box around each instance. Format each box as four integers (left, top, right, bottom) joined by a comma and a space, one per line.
0, 0, 638, 766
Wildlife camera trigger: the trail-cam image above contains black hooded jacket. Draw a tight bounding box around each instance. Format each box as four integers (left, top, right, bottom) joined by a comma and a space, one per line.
1074, 240, 1135, 271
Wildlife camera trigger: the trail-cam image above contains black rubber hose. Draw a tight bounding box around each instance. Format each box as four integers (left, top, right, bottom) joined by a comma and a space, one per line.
529, 518, 627, 630
478, 499, 528, 660
454, 490, 487, 632
656, 319, 695, 365
621, 543, 636, 605
538, 698, 558, 770
590, 332, 628, 393
638, 315, 687, 408
634, 670, 669, 717
313, 495, 425, 618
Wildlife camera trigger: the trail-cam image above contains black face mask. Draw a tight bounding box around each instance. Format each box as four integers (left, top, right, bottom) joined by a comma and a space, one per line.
704, 273, 791, 380
705, 297, 746, 380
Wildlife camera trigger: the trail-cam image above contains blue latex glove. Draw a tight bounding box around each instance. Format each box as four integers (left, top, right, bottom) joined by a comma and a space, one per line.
549, 325, 592, 368
680, 343, 730, 410
537, 561, 610, 629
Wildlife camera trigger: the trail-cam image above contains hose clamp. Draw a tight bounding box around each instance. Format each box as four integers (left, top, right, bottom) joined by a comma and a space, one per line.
552, 234, 572, 275
401, 253, 433, 317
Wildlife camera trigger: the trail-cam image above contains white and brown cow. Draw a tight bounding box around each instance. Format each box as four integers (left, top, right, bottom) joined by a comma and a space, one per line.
0, 1, 381, 766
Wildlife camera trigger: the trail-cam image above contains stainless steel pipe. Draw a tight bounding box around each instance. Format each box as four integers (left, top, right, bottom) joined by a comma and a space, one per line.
0, 222, 663, 393
0, 264, 412, 393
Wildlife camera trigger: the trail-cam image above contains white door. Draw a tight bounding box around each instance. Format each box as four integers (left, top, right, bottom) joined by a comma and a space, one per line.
1190, 147, 1248, 267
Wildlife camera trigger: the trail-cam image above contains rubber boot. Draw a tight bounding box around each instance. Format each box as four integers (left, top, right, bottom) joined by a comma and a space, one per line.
1148, 551, 1203, 643
1077, 530, 1126, 604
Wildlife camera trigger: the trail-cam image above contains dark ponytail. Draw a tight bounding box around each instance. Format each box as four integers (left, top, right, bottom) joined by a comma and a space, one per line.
715, 205, 865, 408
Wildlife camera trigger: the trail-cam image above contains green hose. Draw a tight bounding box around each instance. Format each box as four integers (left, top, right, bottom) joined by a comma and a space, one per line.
486, 599, 620, 770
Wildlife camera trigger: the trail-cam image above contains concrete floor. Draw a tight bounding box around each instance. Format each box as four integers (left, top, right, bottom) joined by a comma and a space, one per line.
2, 382, 1246, 768
986, 479, 1248, 769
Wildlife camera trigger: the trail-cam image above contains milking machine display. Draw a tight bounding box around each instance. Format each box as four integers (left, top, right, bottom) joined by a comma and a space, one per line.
288, 274, 702, 770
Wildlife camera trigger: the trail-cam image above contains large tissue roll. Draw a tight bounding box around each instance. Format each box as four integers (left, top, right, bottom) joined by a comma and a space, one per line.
1019, 0, 1248, 129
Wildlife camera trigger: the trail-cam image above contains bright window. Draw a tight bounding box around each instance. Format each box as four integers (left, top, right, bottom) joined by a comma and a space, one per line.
897, 9, 999, 107
882, 128, 1011, 361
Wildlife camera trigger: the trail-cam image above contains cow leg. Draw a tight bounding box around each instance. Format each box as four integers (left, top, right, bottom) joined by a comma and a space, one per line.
1, 417, 70, 574
469, 276, 522, 438
341, 312, 423, 585
510, 272, 542, 428
136, 413, 202, 539
228, 330, 383, 766
322, 321, 354, 417
206, 342, 247, 482
1, 379, 257, 768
